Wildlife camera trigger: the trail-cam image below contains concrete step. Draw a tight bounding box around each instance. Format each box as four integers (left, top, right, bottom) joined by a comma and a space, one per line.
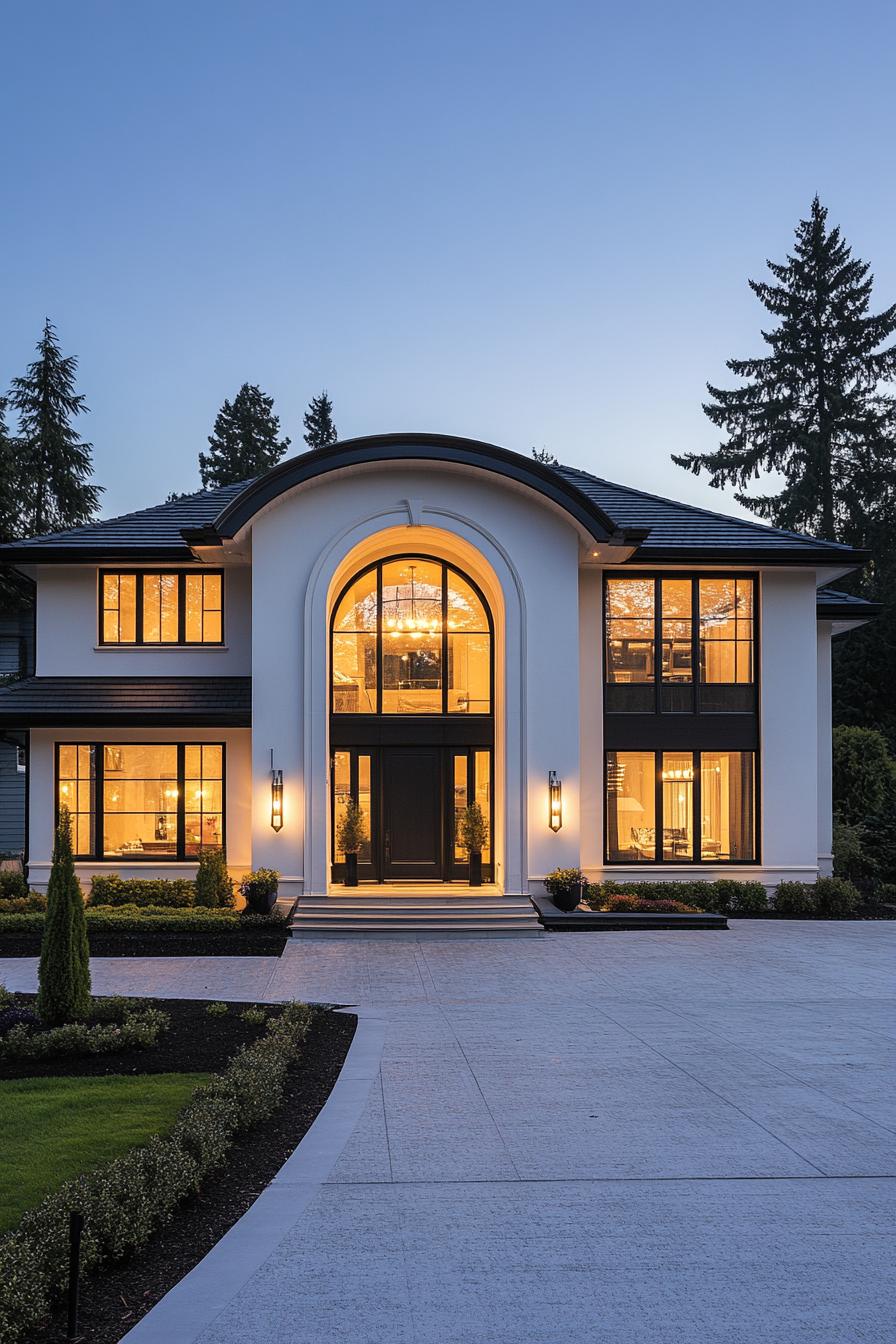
290, 893, 542, 938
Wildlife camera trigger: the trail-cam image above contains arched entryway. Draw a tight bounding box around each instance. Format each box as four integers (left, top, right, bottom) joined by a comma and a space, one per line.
329, 554, 495, 885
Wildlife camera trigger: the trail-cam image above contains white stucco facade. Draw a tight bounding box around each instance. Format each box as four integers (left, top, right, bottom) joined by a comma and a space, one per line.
10, 437, 860, 897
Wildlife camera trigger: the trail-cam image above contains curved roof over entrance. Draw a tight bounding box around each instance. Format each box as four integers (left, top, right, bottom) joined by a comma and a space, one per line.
188, 433, 632, 548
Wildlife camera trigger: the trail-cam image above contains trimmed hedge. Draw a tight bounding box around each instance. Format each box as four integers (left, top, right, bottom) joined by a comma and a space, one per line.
603, 895, 700, 914
773, 881, 816, 916
587, 879, 768, 915
0, 1006, 169, 1061
88, 875, 196, 908
0, 871, 28, 901
814, 876, 860, 918
0, 1000, 313, 1343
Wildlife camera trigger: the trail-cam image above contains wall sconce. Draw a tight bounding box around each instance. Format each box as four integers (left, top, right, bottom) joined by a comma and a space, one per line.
270, 750, 283, 832
548, 770, 562, 832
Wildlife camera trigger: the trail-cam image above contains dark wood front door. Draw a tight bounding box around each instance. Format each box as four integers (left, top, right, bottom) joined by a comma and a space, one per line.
382, 748, 442, 879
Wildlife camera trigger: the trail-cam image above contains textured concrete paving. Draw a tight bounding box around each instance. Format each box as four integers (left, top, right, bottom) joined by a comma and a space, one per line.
4, 922, 894, 1342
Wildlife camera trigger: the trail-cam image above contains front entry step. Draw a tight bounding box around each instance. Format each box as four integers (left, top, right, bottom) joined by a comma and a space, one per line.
290, 894, 543, 938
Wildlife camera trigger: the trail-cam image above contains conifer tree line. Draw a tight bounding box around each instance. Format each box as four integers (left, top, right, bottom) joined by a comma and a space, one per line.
674, 196, 896, 748
0, 316, 340, 536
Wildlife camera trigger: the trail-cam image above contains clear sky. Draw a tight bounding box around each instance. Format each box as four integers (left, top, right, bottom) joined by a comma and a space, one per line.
2, 0, 894, 521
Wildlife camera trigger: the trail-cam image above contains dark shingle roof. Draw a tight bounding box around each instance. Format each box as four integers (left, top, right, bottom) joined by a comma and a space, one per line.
815, 587, 881, 622
0, 677, 251, 726
0, 442, 866, 569
555, 466, 860, 562
0, 482, 251, 561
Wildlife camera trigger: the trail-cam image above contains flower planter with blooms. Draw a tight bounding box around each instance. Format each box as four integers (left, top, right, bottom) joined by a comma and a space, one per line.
457, 803, 488, 886
544, 867, 588, 912
336, 799, 367, 887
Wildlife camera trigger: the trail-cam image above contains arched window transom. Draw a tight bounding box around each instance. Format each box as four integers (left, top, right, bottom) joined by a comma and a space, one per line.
331, 556, 492, 716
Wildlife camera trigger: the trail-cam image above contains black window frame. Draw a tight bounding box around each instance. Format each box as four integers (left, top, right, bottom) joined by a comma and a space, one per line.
603, 571, 758, 716
330, 554, 495, 719
603, 747, 759, 866
98, 570, 225, 647
55, 741, 227, 862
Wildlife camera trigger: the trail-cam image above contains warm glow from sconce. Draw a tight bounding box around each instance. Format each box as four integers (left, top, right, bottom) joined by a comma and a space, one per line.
271, 768, 283, 832
549, 770, 562, 832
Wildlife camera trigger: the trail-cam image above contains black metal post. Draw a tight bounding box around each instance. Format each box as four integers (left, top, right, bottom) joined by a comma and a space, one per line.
67, 1210, 83, 1342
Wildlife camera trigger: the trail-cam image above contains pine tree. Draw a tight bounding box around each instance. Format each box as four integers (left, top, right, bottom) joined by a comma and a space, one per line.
37, 808, 91, 1024
303, 390, 338, 450
8, 319, 102, 536
0, 398, 18, 544
199, 383, 290, 488
531, 446, 557, 465
674, 198, 896, 542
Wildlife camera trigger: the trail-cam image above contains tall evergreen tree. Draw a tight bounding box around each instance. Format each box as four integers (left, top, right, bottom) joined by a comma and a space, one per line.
531, 446, 558, 465
199, 383, 290, 489
8, 319, 102, 536
673, 197, 896, 542
303, 390, 338, 450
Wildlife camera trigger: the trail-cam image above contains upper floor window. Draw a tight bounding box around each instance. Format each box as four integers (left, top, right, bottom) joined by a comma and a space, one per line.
331, 556, 492, 715
100, 572, 223, 646
605, 574, 755, 714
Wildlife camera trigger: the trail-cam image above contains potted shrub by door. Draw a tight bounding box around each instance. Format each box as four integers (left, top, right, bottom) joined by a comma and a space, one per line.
544, 867, 587, 912
336, 799, 367, 887
457, 802, 488, 887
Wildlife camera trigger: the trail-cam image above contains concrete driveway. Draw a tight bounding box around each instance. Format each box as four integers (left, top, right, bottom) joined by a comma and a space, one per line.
4, 922, 894, 1342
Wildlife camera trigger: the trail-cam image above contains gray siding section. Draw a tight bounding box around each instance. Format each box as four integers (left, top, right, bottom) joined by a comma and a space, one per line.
0, 741, 25, 854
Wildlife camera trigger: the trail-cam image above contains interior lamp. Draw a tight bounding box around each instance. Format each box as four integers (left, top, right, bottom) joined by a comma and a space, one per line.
548, 771, 562, 832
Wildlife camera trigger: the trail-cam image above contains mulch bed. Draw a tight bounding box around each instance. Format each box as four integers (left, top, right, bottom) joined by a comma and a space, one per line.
6, 1001, 356, 1344
0, 929, 289, 957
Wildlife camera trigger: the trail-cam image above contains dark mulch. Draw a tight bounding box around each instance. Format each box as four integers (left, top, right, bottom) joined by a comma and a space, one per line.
0, 929, 288, 957
0, 996, 301, 1080
18, 1004, 356, 1344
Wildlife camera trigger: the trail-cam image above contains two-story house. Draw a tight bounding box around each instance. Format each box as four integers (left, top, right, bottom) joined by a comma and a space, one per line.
0, 434, 876, 921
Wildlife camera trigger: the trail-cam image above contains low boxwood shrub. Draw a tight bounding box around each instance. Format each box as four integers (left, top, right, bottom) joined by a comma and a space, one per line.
238, 868, 280, 913
0, 892, 47, 914
773, 881, 816, 916
88, 875, 196, 908
0, 1006, 169, 1061
713, 879, 768, 916
0, 1000, 312, 1343
814, 876, 861, 918
0, 871, 28, 901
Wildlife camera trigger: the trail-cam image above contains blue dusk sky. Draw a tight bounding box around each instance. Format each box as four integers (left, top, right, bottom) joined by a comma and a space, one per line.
1, 1, 894, 521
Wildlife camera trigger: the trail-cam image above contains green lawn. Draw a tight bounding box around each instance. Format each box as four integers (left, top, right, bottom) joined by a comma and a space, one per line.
0, 1072, 209, 1232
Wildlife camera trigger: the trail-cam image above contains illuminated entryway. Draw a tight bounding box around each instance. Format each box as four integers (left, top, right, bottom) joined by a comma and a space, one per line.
330, 555, 494, 883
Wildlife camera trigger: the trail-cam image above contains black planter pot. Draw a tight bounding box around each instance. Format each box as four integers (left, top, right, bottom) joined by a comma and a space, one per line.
469, 852, 483, 887
551, 886, 581, 912
345, 853, 359, 887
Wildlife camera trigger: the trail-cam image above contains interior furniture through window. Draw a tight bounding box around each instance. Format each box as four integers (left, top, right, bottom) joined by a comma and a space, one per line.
605, 748, 756, 863
56, 742, 224, 859
605, 574, 756, 714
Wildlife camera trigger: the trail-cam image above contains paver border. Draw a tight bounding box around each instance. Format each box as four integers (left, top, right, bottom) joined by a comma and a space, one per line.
119, 1008, 385, 1344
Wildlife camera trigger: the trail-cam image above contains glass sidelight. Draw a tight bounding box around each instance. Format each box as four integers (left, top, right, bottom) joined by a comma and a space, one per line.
450, 748, 493, 878
331, 749, 373, 878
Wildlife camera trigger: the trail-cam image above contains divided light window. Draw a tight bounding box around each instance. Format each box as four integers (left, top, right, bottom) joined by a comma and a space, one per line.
605, 575, 755, 713
605, 749, 756, 864
56, 743, 224, 860
100, 572, 223, 645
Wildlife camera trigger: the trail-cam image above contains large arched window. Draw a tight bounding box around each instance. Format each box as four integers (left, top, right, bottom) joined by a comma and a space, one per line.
331, 556, 493, 716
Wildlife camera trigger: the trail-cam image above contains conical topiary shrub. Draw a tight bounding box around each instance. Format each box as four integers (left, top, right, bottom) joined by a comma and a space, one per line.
195, 847, 235, 907
37, 806, 91, 1024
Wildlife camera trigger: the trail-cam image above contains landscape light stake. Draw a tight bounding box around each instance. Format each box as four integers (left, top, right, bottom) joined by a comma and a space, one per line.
67, 1209, 84, 1341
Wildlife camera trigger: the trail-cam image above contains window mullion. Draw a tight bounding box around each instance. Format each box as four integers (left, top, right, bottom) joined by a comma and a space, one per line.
177, 744, 185, 859
442, 563, 448, 715
135, 573, 144, 645
94, 742, 104, 860
376, 564, 383, 716
695, 751, 703, 864
178, 574, 186, 645
653, 578, 660, 715
654, 750, 662, 862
